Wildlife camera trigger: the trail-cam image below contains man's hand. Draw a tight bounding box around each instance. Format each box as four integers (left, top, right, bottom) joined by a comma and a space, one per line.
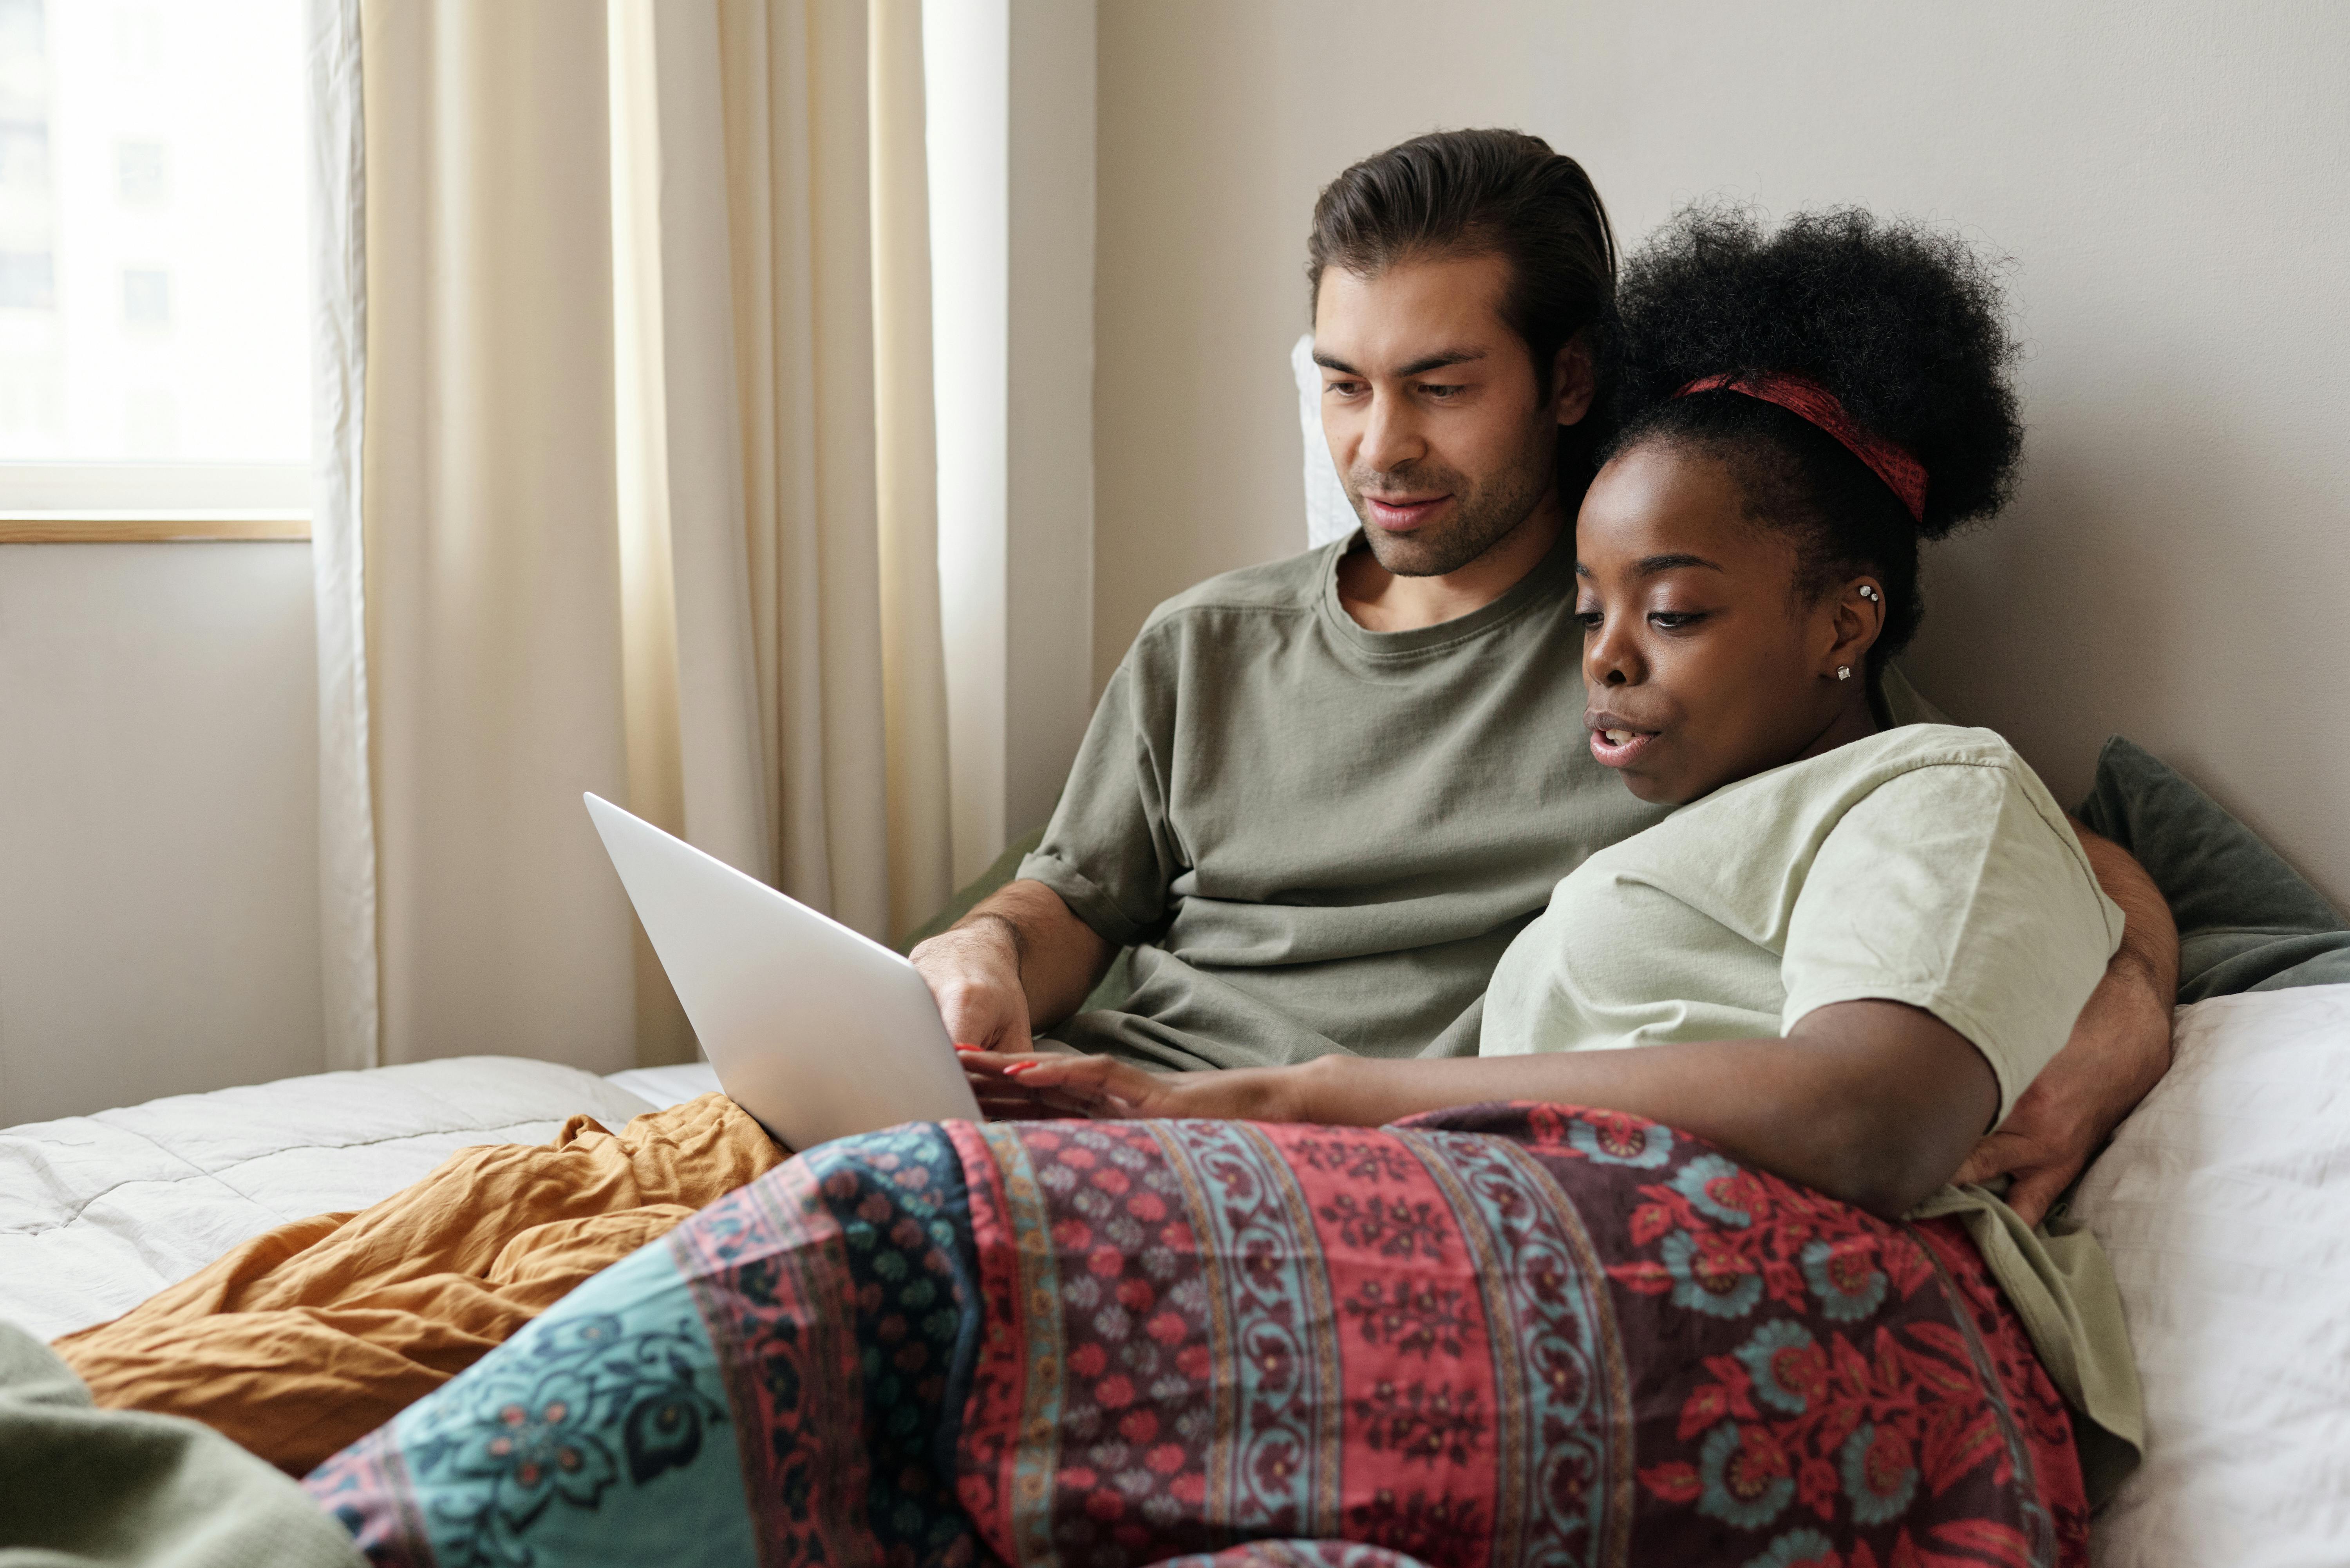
908, 878, 1114, 1057
910, 916, 1035, 1055
1954, 822, 2178, 1224
1952, 960, 2173, 1221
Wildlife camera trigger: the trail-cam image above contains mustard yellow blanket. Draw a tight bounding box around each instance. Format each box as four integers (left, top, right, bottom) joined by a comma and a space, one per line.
54, 1093, 781, 1474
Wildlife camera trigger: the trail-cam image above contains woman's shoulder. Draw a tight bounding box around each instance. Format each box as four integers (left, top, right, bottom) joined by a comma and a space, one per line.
1694, 723, 2039, 819
1837, 720, 2020, 771
1829, 724, 2073, 824
1678, 723, 2082, 873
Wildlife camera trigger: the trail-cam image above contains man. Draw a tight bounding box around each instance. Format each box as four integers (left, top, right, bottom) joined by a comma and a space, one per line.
912, 129, 2174, 1223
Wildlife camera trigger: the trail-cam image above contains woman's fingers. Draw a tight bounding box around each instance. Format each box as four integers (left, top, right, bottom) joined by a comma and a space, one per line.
963, 1048, 1126, 1120
958, 1049, 1177, 1119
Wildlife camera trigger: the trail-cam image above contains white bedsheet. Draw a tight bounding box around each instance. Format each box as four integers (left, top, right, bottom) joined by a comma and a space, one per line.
604, 1060, 722, 1112
0, 1056, 654, 1343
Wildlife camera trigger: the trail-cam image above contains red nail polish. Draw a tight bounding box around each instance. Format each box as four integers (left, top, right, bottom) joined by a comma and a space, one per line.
1002, 1061, 1035, 1075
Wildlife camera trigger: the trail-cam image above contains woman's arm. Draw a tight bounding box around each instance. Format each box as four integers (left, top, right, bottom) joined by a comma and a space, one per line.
967, 997, 1997, 1221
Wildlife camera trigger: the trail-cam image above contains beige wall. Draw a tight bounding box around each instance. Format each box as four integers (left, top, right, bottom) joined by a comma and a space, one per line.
0, 544, 322, 1123
1094, 0, 2350, 908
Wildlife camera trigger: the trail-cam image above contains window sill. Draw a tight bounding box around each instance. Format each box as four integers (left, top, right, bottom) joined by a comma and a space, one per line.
0, 513, 312, 544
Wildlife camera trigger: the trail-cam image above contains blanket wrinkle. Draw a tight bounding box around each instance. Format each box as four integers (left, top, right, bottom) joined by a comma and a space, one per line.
52, 1092, 782, 1476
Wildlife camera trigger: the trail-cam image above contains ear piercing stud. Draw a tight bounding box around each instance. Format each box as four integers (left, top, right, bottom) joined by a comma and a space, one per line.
1859, 586, 1880, 602
1837, 666, 1852, 681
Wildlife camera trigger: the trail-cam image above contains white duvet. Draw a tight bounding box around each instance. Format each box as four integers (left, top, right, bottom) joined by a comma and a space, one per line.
0, 1056, 663, 1343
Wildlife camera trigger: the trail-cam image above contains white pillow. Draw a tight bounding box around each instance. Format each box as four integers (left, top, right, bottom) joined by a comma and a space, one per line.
1292, 332, 1357, 547
2071, 982, 2350, 1565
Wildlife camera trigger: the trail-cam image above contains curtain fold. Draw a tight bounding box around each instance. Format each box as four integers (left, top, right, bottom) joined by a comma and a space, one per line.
870, 0, 954, 941
360, 0, 637, 1072
717, 0, 890, 939
328, 0, 955, 1071
640, 0, 949, 943
307, 0, 378, 1072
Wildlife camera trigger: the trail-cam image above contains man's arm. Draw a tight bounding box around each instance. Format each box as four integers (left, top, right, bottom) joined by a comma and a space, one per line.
1952, 822, 2179, 1222
909, 878, 1112, 1055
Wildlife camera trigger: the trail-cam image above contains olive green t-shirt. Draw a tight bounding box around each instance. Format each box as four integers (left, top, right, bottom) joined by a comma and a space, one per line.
1481, 723, 2144, 1498
1020, 530, 1663, 1069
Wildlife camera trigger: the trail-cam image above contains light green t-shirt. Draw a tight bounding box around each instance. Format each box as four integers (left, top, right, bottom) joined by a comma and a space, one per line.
1482, 723, 2143, 1498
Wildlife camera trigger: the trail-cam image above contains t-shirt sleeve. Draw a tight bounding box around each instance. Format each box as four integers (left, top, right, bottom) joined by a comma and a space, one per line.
1781, 760, 2125, 1122
1016, 649, 1185, 949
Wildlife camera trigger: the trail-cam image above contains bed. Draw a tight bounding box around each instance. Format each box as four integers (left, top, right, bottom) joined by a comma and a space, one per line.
5, 986, 2348, 1567
0, 1054, 717, 1345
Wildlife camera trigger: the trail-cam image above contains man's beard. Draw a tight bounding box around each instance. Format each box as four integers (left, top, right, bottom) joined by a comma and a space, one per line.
1346, 443, 1554, 578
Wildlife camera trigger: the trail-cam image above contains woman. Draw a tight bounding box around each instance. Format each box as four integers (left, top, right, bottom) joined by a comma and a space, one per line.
307, 210, 2132, 1568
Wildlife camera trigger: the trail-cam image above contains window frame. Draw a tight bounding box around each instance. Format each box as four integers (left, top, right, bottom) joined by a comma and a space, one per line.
0, 462, 310, 541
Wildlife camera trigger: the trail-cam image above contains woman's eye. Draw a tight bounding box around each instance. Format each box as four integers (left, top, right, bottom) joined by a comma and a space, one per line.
1574, 609, 1604, 631
1649, 611, 1706, 630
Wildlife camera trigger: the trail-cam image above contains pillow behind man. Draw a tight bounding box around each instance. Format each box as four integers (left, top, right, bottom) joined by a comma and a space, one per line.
2075, 735, 2350, 1000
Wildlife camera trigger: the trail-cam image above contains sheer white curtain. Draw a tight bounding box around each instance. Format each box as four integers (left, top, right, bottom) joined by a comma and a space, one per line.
311, 0, 951, 1072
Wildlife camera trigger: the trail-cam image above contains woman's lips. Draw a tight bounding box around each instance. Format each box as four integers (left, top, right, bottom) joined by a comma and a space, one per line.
1363, 493, 1450, 531
1588, 724, 1659, 768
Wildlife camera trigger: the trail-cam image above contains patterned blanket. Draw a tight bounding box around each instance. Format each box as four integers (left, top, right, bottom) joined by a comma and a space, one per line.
306, 1105, 2084, 1568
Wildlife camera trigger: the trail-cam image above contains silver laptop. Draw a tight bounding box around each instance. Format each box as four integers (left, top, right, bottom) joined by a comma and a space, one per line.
584, 793, 980, 1150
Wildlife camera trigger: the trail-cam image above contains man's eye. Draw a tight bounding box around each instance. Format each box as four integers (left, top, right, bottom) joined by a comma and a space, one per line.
1325, 380, 1366, 398
1419, 383, 1465, 399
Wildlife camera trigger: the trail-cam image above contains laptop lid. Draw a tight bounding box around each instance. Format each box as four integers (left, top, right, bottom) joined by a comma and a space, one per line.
584, 793, 980, 1150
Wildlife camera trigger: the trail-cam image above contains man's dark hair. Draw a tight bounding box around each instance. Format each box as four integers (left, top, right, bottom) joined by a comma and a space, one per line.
1308, 129, 1619, 472
1604, 204, 2024, 672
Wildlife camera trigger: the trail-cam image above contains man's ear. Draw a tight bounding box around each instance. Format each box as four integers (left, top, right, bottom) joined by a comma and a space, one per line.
1551, 335, 1596, 427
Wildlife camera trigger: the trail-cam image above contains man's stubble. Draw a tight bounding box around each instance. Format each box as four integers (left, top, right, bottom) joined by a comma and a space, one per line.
1346, 428, 1558, 580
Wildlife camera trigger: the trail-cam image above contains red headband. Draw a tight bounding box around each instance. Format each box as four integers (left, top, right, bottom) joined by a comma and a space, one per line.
1676, 372, 1929, 524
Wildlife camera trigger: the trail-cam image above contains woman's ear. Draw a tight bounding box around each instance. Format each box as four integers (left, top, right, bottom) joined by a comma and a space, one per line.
1824, 578, 1887, 676
1551, 335, 1596, 426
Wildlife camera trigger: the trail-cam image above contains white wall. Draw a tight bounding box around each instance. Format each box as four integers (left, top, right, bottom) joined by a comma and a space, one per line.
1094, 0, 2350, 909
0, 543, 321, 1123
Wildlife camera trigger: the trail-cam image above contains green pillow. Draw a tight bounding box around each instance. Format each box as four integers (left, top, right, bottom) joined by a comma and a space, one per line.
2074, 735, 2350, 1001
898, 826, 1134, 1014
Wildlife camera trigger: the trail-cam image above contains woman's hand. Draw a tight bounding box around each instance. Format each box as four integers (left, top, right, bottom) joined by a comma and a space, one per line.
959, 1049, 1306, 1122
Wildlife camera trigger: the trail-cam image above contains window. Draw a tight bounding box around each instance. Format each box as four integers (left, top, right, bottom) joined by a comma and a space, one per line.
0, 0, 308, 531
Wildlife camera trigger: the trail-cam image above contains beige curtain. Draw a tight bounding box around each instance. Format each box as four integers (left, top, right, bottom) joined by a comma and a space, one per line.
340, 0, 951, 1071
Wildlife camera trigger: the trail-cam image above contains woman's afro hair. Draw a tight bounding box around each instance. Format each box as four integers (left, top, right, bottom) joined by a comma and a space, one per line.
1597, 204, 2025, 663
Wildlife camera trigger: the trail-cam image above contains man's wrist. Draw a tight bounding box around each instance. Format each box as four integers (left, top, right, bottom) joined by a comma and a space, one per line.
957, 910, 1026, 973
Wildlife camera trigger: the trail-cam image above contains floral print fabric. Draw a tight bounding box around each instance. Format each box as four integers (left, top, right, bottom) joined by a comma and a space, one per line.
306, 1105, 2084, 1568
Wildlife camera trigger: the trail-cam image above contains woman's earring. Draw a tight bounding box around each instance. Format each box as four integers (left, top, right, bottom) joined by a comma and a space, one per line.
1837, 666, 1852, 681
1859, 585, 1880, 603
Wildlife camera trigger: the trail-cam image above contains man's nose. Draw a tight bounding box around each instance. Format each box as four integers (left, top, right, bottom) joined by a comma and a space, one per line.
1355, 390, 1426, 475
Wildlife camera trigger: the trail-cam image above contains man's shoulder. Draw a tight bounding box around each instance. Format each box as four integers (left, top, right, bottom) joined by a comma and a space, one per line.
1137, 540, 1339, 637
